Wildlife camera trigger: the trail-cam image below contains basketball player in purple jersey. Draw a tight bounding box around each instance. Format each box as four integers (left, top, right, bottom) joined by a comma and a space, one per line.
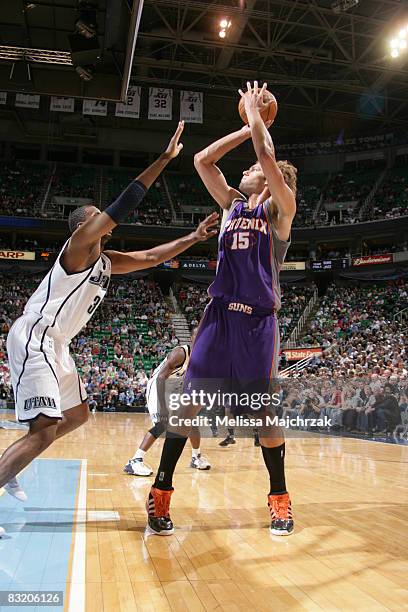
146, 83, 297, 537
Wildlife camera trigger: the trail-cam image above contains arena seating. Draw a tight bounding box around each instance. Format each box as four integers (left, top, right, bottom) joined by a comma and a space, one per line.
52, 165, 97, 200
294, 173, 326, 226
167, 173, 213, 209
0, 275, 177, 409
0, 159, 406, 227
300, 281, 407, 379
177, 282, 315, 343
367, 165, 408, 221
0, 161, 49, 217
0, 273, 406, 437
103, 170, 172, 226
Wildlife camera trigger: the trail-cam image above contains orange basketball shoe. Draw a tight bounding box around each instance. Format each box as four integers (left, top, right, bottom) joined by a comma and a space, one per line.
268, 492, 294, 536
146, 486, 174, 535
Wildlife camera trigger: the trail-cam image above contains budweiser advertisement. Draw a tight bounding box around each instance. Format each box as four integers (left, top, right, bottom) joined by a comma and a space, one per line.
352, 254, 392, 266
283, 347, 322, 361
0, 250, 35, 260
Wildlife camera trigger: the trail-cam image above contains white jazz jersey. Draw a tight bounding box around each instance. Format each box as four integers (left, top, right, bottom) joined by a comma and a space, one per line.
7, 242, 111, 422
145, 344, 190, 423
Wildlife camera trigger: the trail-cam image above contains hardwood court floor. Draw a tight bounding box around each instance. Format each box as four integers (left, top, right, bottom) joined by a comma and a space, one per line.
1, 412, 407, 611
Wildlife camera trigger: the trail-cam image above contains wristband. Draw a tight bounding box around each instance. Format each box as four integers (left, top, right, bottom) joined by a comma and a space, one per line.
104, 179, 147, 224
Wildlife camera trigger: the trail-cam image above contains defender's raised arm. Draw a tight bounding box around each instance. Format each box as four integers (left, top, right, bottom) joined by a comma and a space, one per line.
63, 122, 186, 273
105, 212, 219, 274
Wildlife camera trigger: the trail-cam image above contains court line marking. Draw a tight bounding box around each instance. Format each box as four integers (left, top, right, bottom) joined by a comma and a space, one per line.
68, 458, 87, 612
87, 510, 120, 522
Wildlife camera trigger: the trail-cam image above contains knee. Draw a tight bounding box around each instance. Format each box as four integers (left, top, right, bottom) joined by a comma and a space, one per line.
31, 424, 57, 453
71, 403, 89, 427
78, 405, 89, 425
149, 422, 166, 438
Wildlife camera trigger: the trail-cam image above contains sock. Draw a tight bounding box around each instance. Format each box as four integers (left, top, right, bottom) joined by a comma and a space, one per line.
192, 447, 200, 458
228, 428, 235, 438
132, 448, 145, 461
261, 443, 287, 495
153, 435, 187, 490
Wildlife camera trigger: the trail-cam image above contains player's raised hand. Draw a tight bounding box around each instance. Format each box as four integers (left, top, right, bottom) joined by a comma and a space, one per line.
164, 121, 185, 160
193, 211, 219, 242
238, 81, 268, 118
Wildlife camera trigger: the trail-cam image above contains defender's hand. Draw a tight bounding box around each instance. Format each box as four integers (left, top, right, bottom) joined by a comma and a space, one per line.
163, 121, 185, 160
193, 212, 219, 242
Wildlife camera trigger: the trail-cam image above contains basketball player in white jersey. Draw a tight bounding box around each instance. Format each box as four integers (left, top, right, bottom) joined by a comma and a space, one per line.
123, 328, 211, 476
0, 122, 218, 537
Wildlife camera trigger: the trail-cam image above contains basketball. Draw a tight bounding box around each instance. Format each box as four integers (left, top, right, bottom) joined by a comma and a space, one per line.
238, 89, 278, 125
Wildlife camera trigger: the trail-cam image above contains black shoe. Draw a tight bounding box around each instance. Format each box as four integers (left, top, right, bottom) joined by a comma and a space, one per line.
211, 428, 218, 437
147, 515, 174, 536
219, 436, 236, 447
254, 435, 260, 447
146, 487, 174, 536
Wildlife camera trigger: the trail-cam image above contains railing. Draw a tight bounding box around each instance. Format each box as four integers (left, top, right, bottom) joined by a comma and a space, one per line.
280, 343, 338, 377
40, 163, 56, 214
313, 172, 331, 220
172, 210, 210, 227
285, 287, 318, 348
393, 307, 408, 324
161, 174, 176, 221
168, 287, 178, 312
359, 167, 387, 220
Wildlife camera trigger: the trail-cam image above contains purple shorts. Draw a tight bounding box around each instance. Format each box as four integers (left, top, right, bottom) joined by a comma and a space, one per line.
183, 298, 280, 414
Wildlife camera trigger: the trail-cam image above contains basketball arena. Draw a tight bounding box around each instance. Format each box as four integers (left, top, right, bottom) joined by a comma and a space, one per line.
0, 1, 407, 610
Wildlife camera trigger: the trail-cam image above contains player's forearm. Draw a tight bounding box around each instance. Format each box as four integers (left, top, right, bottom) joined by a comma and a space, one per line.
101, 154, 172, 229
136, 153, 173, 191
247, 109, 275, 160
144, 231, 201, 266
195, 126, 251, 165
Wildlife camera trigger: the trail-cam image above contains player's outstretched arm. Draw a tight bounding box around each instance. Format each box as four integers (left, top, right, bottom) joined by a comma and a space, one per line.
239, 82, 296, 239
106, 212, 218, 274
62, 122, 185, 272
194, 127, 252, 209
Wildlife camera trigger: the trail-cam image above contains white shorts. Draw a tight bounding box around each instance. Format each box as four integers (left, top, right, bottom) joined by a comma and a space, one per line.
145, 378, 160, 424
145, 376, 183, 424
7, 314, 87, 422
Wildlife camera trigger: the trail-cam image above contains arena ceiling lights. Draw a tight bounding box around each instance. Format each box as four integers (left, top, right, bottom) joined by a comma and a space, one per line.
389, 25, 408, 59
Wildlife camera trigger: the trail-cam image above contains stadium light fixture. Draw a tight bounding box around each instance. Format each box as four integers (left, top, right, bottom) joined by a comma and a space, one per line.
219, 18, 231, 39
388, 24, 408, 58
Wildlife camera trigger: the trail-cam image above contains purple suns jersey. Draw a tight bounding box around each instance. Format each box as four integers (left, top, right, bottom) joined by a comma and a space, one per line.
209, 199, 290, 310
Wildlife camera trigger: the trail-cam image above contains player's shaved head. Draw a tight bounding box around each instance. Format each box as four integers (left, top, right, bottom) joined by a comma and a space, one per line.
68, 205, 98, 233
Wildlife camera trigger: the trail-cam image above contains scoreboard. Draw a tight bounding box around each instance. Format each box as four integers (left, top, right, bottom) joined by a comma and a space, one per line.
310, 258, 349, 271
